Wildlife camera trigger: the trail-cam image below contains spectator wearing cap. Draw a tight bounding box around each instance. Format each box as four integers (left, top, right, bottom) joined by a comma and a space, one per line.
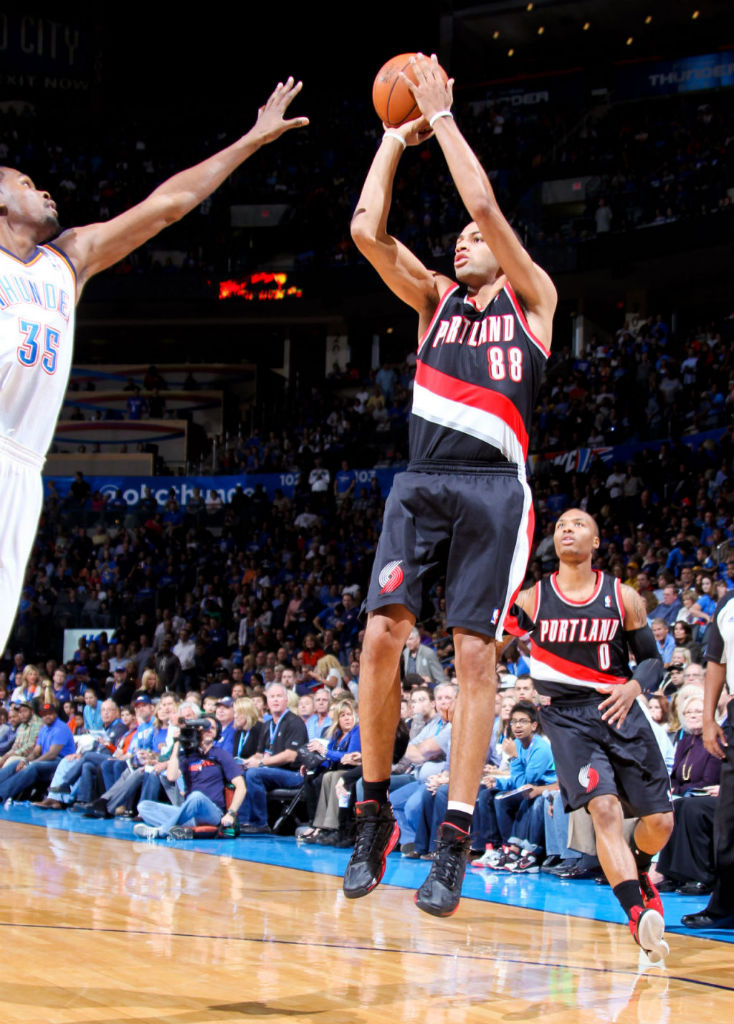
72, 663, 91, 694
214, 697, 236, 753
108, 665, 136, 707
0, 703, 75, 802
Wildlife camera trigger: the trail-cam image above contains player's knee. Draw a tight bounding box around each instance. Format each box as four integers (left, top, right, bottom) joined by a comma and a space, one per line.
587, 794, 621, 833
363, 611, 411, 660
453, 631, 494, 684
646, 811, 674, 843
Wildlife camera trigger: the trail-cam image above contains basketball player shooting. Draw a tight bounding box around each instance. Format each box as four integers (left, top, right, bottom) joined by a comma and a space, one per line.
0, 78, 307, 657
342, 54, 557, 917
513, 509, 674, 961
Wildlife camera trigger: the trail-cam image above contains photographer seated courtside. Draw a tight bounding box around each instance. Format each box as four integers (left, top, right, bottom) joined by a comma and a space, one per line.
134, 714, 245, 840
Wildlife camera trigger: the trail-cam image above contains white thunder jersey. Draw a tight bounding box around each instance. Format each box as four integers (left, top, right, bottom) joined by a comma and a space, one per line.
0, 243, 76, 459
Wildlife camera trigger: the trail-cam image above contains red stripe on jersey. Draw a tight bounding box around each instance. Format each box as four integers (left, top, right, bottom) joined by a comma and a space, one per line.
502, 611, 522, 637
504, 284, 550, 357
532, 579, 541, 621
414, 360, 529, 457
614, 577, 625, 622
531, 643, 629, 687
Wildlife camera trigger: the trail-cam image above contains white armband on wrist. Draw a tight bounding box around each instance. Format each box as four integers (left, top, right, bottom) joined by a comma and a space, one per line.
383, 131, 406, 150
429, 110, 453, 128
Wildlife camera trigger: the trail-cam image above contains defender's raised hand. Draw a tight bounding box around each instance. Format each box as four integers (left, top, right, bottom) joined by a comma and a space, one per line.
250, 77, 309, 146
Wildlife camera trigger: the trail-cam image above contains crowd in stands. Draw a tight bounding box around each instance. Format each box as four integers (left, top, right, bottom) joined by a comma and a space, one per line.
1, 440, 731, 902
0, 595, 725, 899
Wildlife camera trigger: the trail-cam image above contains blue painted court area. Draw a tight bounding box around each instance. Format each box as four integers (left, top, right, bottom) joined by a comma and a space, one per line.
3, 802, 731, 944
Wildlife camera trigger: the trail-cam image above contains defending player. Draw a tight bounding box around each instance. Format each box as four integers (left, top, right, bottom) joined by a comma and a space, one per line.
343, 55, 557, 916
0, 78, 307, 656
513, 510, 673, 961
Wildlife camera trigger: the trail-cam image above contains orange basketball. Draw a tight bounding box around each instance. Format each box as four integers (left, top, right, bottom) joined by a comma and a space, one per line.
372, 53, 448, 128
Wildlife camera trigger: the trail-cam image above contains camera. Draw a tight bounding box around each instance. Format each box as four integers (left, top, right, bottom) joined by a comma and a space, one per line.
178, 717, 219, 754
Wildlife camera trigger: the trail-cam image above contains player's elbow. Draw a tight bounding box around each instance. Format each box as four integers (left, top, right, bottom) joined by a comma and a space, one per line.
162, 195, 189, 225
468, 198, 504, 234
152, 192, 191, 227
350, 213, 378, 251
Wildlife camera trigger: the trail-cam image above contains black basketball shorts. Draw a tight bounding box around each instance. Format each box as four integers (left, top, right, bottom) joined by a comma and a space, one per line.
540, 697, 673, 817
365, 466, 533, 638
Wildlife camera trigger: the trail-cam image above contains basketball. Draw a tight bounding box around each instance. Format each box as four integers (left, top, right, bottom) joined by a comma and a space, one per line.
372, 53, 448, 127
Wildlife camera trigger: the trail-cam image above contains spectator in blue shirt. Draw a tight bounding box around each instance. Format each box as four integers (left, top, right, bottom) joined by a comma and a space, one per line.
0, 703, 75, 802
82, 689, 103, 732
51, 668, 71, 705
651, 584, 682, 625
652, 619, 676, 667
473, 701, 556, 860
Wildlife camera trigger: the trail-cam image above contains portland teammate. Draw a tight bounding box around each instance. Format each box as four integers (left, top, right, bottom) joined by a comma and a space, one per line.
513, 510, 673, 961
343, 55, 557, 916
0, 79, 307, 656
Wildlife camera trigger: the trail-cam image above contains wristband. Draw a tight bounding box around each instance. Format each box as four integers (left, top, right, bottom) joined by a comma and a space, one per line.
429, 110, 453, 128
383, 131, 406, 150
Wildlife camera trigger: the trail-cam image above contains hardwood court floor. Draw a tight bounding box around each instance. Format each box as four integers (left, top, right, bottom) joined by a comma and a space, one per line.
0, 821, 730, 1024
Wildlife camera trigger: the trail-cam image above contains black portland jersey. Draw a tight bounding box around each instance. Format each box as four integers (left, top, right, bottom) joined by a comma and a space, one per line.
410, 283, 548, 468
529, 571, 631, 699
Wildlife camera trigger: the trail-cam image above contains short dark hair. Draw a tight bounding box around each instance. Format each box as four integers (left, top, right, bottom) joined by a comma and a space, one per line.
509, 700, 539, 725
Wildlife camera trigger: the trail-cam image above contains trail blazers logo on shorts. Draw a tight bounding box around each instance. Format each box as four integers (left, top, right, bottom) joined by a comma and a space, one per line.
578, 763, 600, 793
378, 560, 404, 594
